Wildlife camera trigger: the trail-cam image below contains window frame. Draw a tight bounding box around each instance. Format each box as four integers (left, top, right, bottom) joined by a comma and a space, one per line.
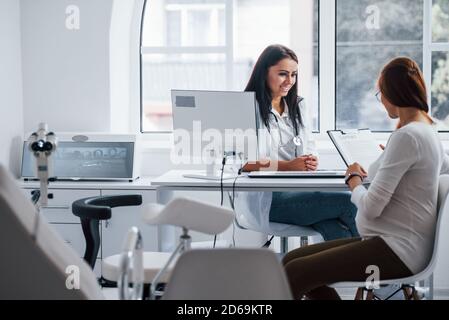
139, 0, 449, 142
140, 0, 233, 134
426, 0, 449, 138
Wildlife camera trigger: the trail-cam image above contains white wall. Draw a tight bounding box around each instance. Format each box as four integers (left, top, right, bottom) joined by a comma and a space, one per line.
110, 0, 144, 132
21, 0, 113, 133
0, 0, 24, 176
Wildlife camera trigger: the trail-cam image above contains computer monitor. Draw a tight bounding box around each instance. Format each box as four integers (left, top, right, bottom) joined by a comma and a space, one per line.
171, 89, 259, 179
21, 135, 139, 181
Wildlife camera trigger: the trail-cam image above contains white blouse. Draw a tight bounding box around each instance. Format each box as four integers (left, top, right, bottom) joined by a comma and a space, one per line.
351, 122, 449, 273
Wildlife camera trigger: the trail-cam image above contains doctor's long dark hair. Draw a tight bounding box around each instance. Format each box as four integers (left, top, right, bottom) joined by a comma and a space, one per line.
245, 44, 303, 132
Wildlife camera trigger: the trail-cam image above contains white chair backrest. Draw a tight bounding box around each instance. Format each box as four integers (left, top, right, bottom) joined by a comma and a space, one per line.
417, 174, 449, 279
0, 165, 103, 299
143, 197, 234, 235
162, 248, 293, 300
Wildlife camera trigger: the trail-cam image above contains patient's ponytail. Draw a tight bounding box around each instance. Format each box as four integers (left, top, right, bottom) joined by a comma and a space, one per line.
378, 57, 428, 113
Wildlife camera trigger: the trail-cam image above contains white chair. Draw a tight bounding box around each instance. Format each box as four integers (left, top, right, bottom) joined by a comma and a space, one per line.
142, 198, 234, 298
331, 174, 449, 300
230, 192, 322, 253
73, 196, 234, 299
162, 248, 293, 300
237, 215, 322, 253
0, 164, 104, 299
71, 194, 173, 294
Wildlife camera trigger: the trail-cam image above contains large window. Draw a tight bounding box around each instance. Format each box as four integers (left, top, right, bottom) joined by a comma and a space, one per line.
336, 0, 423, 131
431, 0, 449, 129
141, 0, 319, 132
140, 0, 449, 134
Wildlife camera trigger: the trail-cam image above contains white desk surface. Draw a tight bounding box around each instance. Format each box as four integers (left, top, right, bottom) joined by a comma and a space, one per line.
17, 170, 350, 192
152, 170, 349, 192
18, 176, 157, 190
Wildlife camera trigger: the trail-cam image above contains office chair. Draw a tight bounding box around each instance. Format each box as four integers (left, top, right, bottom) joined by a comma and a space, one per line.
331, 174, 449, 300
0, 164, 104, 299
162, 248, 293, 300
72, 194, 173, 295
230, 192, 322, 253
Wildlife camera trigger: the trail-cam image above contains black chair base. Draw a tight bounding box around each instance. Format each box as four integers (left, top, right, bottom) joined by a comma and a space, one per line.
97, 276, 166, 300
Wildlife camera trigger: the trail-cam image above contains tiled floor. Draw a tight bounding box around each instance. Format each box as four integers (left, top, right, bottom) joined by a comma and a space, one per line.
101, 286, 447, 300
102, 288, 119, 300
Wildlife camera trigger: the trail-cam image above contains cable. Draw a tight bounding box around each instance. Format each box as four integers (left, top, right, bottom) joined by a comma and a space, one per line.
225, 154, 285, 250
229, 173, 241, 248
262, 235, 275, 248
231, 170, 242, 209
214, 155, 227, 249
220, 156, 226, 206
217, 152, 243, 248
232, 219, 236, 248
229, 153, 244, 248
230, 152, 244, 209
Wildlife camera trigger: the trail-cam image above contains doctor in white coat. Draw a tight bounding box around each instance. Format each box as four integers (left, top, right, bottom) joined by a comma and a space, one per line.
235, 44, 359, 241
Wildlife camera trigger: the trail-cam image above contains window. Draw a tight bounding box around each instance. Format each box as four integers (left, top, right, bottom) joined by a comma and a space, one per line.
140, 0, 319, 133
431, 0, 449, 129
140, 0, 449, 135
336, 0, 423, 131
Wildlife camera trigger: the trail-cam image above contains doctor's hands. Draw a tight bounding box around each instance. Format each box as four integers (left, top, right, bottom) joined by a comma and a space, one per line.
305, 155, 318, 171
286, 155, 319, 171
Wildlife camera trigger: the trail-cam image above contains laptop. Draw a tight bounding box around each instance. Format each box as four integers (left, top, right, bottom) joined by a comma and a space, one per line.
247, 170, 346, 178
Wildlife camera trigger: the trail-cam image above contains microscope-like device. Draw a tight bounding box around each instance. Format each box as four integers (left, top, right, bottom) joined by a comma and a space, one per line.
27, 123, 57, 207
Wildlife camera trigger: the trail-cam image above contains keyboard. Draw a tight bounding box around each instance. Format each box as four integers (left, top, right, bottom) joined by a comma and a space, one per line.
247, 170, 346, 178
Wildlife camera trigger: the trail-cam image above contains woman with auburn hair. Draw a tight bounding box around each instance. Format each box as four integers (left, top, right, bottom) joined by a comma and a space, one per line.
282, 56, 449, 300
377, 57, 434, 128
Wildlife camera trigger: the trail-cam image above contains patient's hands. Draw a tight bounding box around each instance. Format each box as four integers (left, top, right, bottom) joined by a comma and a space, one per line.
287, 155, 318, 171
345, 163, 368, 178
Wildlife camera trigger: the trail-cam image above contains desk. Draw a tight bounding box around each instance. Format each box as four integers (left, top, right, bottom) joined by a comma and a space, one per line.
152, 170, 350, 251
152, 170, 349, 193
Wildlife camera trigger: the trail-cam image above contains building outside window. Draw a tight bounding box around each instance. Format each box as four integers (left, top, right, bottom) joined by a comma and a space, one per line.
141, 0, 318, 133
336, 0, 423, 131
140, 0, 449, 134
431, 0, 449, 129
